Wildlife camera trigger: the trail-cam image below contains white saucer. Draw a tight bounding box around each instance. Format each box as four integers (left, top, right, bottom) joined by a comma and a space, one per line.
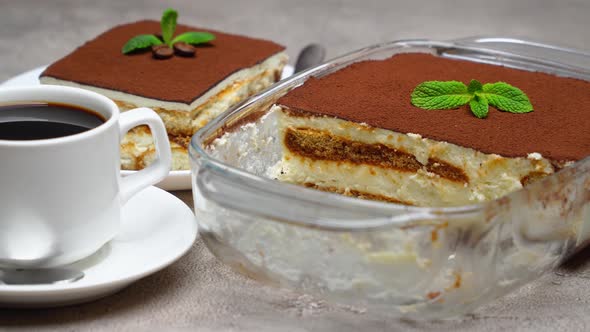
0, 65, 295, 191
0, 186, 197, 308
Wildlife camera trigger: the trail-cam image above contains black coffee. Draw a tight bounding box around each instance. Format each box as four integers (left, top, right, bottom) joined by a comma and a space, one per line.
0, 102, 105, 140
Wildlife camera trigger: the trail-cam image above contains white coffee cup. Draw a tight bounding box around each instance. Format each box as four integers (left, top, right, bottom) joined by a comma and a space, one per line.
0, 85, 172, 268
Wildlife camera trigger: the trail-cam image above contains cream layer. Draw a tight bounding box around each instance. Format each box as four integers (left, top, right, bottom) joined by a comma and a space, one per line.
209, 105, 556, 206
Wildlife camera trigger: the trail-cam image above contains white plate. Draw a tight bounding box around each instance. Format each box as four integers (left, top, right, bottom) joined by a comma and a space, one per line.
0, 65, 295, 191
0, 186, 197, 308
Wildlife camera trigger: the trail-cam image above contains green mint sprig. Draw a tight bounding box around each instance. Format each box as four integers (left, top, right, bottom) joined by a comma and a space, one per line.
121, 34, 163, 54
410, 79, 533, 119
160, 8, 178, 46
171, 32, 216, 45
122, 8, 215, 54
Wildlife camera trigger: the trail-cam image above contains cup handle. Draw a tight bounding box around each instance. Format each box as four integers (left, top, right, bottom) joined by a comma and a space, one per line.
118, 107, 172, 204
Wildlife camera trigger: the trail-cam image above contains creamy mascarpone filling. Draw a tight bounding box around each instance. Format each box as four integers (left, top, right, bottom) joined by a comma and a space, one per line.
209, 105, 556, 206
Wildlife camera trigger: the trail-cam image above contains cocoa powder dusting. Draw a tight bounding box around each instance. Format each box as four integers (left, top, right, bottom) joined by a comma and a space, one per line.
41, 20, 284, 104
277, 53, 590, 161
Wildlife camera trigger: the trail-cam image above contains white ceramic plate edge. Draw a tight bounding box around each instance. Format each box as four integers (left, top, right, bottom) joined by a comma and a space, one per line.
0, 186, 197, 307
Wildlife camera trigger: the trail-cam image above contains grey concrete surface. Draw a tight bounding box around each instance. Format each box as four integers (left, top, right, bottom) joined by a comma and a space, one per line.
1, 0, 590, 331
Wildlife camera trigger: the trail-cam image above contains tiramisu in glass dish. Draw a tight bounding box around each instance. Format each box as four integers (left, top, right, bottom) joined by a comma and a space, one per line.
190, 38, 590, 318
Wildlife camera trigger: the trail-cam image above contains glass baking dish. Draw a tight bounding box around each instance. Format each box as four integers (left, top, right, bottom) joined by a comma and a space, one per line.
189, 37, 590, 319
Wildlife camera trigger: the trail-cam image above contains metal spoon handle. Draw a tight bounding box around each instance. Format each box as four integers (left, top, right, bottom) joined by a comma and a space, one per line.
294, 44, 326, 73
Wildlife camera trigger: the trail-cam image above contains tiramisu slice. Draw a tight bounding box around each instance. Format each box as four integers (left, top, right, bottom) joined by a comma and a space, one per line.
41, 14, 287, 170
209, 53, 590, 206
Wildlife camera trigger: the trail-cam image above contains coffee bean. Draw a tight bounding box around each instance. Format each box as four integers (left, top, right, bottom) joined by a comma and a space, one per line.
173, 42, 196, 57
152, 45, 173, 59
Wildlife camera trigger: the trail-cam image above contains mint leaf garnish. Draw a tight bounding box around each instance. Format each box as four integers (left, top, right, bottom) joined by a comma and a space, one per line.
410, 81, 472, 110
122, 34, 163, 54
467, 79, 483, 94
172, 32, 215, 45
410, 79, 533, 119
481, 82, 533, 113
469, 94, 489, 118
161, 8, 178, 45
122, 8, 216, 58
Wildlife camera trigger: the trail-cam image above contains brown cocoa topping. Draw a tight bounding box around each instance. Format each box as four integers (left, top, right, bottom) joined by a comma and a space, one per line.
41, 20, 285, 104
278, 53, 590, 161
